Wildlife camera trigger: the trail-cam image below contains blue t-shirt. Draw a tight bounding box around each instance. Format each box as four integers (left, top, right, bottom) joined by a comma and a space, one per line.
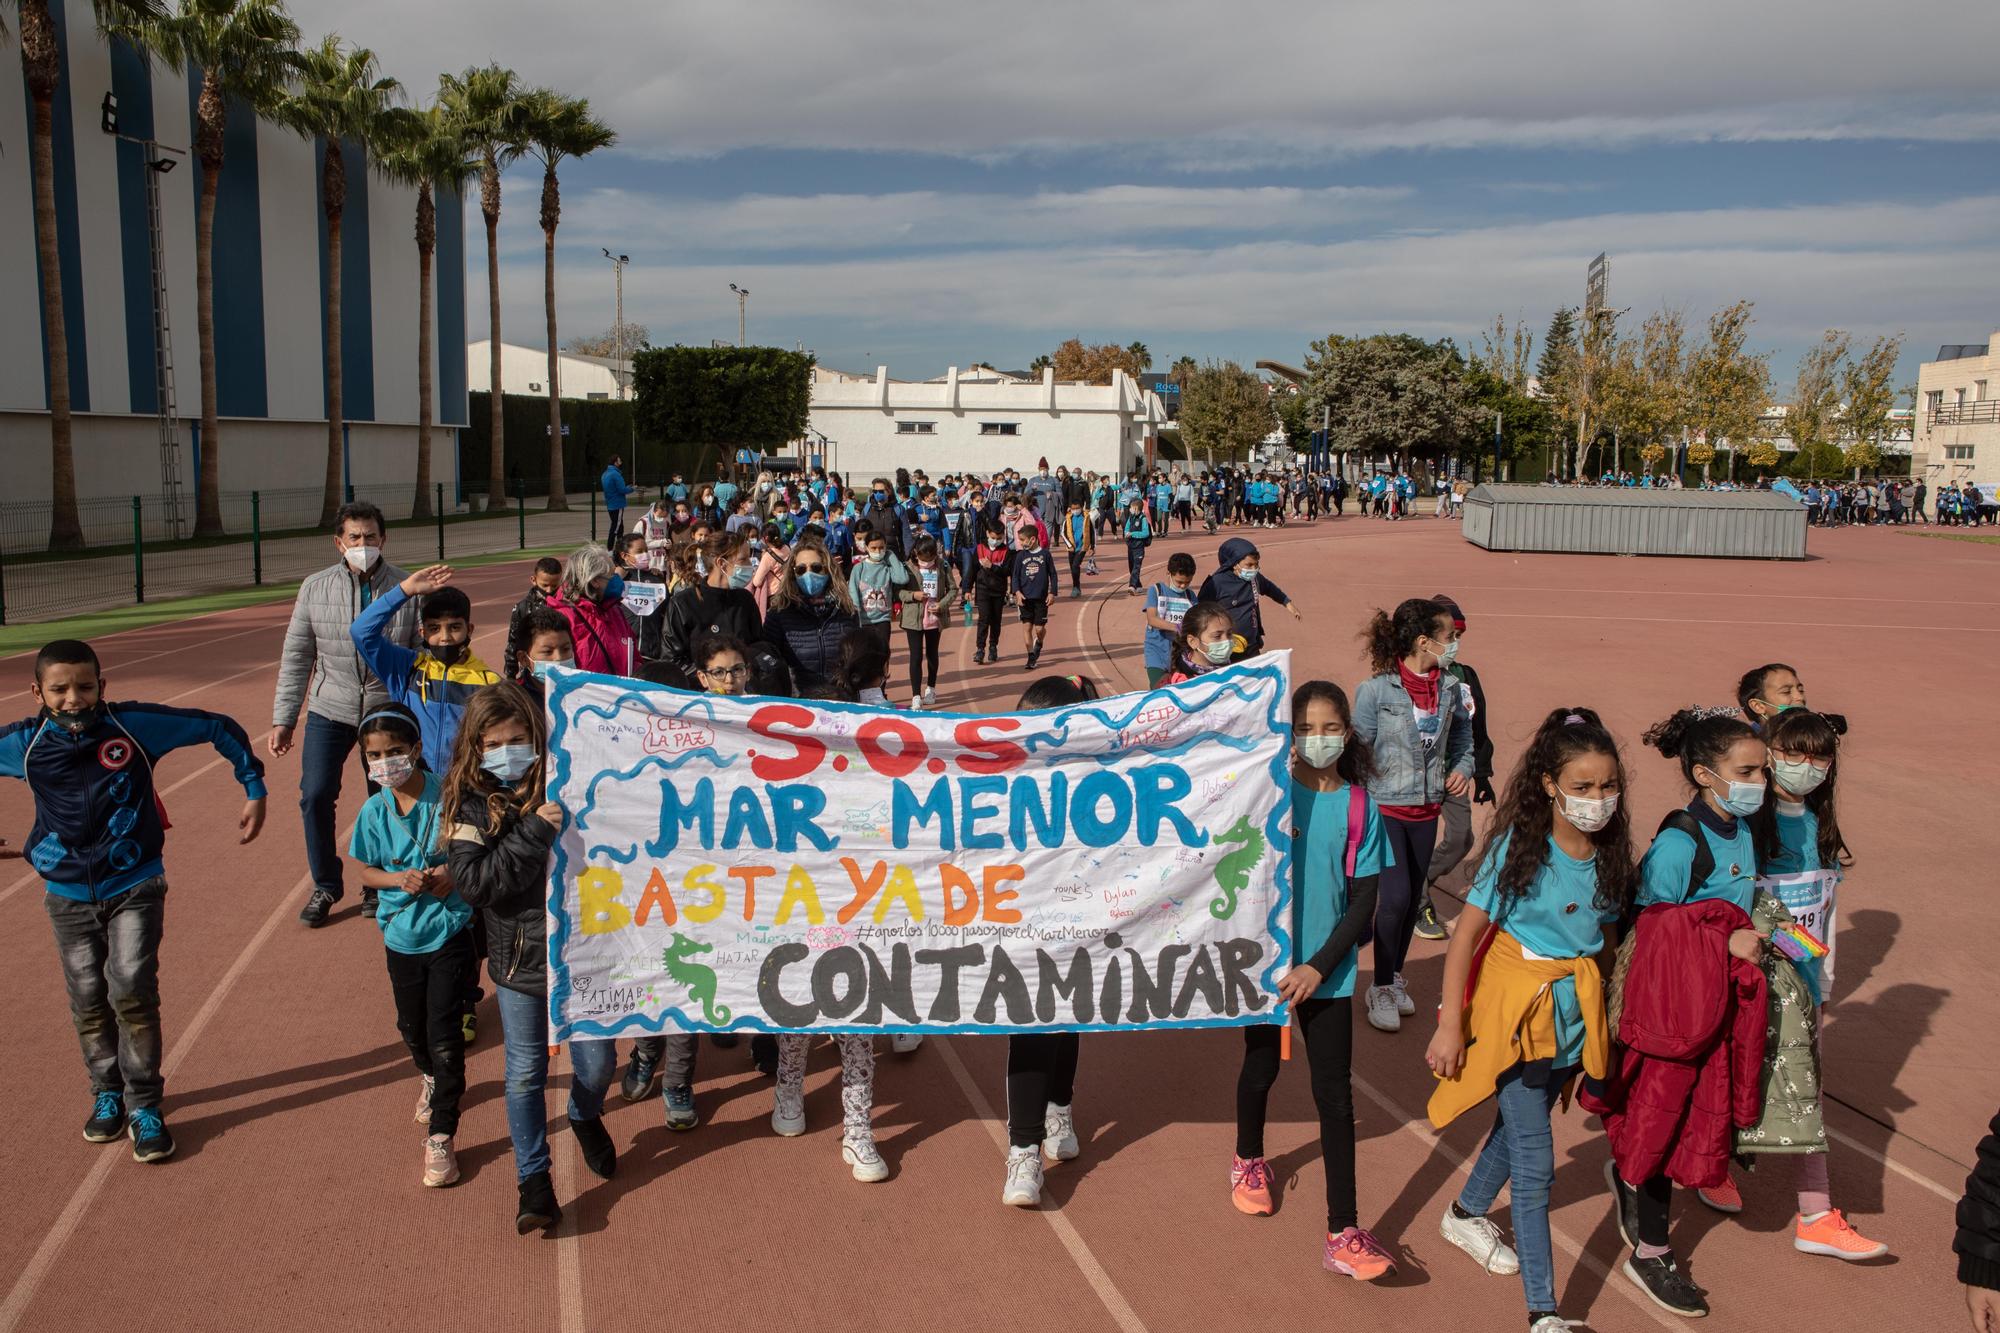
1636, 802, 1757, 912
1143, 582, 1193, 670
1290, 781, 1393, 1000
1762, 801, 1822, 875
347, 772, 472, 955
1468, 829, 1616, 1067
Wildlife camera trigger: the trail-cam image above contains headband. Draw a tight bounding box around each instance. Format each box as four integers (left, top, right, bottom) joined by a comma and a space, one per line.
359, 708, 416, 731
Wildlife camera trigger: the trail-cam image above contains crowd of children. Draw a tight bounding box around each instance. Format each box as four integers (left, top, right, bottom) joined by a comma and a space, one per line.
2, 465, 1900, 1329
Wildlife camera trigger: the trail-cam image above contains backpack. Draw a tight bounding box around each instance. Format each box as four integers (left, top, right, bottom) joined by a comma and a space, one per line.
1655, 808, 1715, 902
1341, 783, 1366, 878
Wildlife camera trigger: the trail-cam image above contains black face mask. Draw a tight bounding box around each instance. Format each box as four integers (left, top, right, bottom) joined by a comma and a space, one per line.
45, 704, 101, 734
431, 642, 466, 668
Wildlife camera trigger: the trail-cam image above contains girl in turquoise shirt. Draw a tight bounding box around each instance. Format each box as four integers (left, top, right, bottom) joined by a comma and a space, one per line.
1231, 681, 1399, 1283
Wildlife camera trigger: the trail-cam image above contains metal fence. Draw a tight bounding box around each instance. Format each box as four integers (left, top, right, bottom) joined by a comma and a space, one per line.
0, 484, 616, 626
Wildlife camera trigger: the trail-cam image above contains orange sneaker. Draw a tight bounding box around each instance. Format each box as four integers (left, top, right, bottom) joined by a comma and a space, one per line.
1794, 1209, 1887, 1261
1230, 1155, 1274, 1216
1324, 1226, 1396, 1281
1697, 1173, 1742, 1214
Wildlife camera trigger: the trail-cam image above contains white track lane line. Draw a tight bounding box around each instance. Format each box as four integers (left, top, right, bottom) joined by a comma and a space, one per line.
0, 623, 274, 703
932, 1035, 1149, 1333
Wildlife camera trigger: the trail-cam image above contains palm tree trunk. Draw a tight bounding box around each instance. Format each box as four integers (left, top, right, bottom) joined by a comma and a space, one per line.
483, 158, 504, 510
543, 207, 567, 511
194, 168, 223, 536
319, 143, 346, 528
413, 183, 434, 520
22, 2, 81, 550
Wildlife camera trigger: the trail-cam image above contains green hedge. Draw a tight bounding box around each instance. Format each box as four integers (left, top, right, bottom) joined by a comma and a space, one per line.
459, 391, 712, 498
632, 345, 813, 453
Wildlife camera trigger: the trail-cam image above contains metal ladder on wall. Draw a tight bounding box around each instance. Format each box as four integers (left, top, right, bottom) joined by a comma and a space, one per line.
144, 149, 186, 540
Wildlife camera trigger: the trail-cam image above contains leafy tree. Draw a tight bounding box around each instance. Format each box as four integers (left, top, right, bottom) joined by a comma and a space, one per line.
1475, 313, 1535, 390
1127, 340, 1151, 372
1271, 385, 1314, 451
1169, 354, 1197, 388
274, 34, 402, 527
566, 322, 650, 359
376, 99, 477, 519
1300, 333, 1485, 467
1051, 338, 1145, 385
519, 88, 616, 510
1536, 306, 1578, 472
1786, 329, 1849, 479
440, 63, 528, 504
1599, 310, 1689, 475
1841, 334, 1903, 476
1686, 301, 1771, 481
631, 346, 813, 481
19, 0, 171, 545
1177, 360, 1274, 466
1027, 353, 1052, 374
1466, 365, 1558, 477
119, 0, 297, 537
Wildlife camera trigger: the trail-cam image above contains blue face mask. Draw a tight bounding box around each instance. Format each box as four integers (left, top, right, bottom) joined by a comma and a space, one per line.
799, 571, 830, 597
728, 563, 755, 589
480, 743, 538, 783
528, 655, 573, 681
599, 574, 626, 603
1702, 768, 1767, 817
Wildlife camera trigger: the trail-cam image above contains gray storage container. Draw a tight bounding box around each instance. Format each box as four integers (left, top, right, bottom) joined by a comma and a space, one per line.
1461, 484, 1807, 559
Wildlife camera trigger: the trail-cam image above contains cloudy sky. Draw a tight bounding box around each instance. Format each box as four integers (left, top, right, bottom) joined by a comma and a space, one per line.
323, 0, 1999, 385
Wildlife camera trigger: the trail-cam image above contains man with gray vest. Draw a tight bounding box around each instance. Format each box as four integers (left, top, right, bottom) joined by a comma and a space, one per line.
269, 503, 419, 927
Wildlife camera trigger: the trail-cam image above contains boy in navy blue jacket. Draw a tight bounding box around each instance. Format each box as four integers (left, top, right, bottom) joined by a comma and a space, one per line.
1010, 524, 1056, 670
0, 640, 266, 1163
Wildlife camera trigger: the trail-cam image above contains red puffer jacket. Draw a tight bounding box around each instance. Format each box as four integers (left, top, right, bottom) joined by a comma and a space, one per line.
1580, 899, 1767, 1190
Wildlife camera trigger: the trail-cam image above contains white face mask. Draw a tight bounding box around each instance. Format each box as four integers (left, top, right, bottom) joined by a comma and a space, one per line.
1297, 734, 1346, 769
1557, 791, 1619, 833
1771, 758, 1828, 796
343, 544, 381, 572
366, 754, 415, 788
858, 686, 890, 706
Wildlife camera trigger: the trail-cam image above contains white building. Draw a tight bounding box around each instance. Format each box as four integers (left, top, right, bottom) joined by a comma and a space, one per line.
467, 339, 630, 400
1913, 334, 1999, 485
805, 366, 1166, 480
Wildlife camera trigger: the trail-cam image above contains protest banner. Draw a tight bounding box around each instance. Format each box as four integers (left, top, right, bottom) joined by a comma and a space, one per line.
541, 652, 1294, 1041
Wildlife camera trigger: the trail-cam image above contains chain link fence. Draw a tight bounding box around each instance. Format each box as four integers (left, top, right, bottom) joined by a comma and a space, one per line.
0, 484, 626, 626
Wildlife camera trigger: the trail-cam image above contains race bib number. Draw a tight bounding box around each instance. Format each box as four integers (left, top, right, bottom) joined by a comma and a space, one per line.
1757, 869, 1839, 983
620, 582, 666, 617
921, 570, 939, 599
1156, 592, 1190, 629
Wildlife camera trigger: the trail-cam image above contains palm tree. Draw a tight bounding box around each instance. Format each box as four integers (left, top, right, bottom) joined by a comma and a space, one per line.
1028, 354, 1052, 375
1127, 340, 1151, 372
121, 0, 297, 538
517, 87, 614, 512
1170, 354, 1197, 389
439, 64, 525, 511
12, 0, 167, 547
376, 100, 475, 520
273, 34, 400, 527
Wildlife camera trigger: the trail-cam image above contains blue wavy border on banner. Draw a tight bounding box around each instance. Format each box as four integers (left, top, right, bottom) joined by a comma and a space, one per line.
542, 654, 1295, 1040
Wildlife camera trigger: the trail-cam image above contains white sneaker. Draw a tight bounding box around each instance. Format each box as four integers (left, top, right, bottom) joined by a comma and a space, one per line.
772, 1085, 806, 1137
921, 687, 936, 708
1390, 973, 1417, 1017
1528, 1319, 1577, 1333
1439, 1204, 1521, 1275
843, 1133, 889, 1183
422, 1133, 459, 1188
1364, 985, 1402, 1032
910, 694, 926, 711
1043, 1102, 1079, 1162
890, 1033, 924, 1054
1002, 1144, 1044, 1206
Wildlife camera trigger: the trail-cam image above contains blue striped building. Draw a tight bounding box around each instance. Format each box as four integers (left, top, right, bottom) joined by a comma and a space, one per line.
1, 0, 468, 519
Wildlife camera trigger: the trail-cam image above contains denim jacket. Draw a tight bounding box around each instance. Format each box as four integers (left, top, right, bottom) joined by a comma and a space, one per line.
1351, 670, 1473, 809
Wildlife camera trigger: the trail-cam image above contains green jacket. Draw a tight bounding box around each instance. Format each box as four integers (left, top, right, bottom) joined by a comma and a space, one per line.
1735, 891, 1827, 1156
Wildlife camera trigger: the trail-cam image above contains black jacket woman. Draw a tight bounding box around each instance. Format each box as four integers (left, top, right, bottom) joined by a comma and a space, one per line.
764, 537, 859, 692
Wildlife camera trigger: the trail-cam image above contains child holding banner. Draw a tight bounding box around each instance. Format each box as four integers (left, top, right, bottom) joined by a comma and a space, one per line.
1425, 708, 1636, 1332
443, 684, 618, 1234
1231, 681, 1398, 1282
1159, 602, 1244, 687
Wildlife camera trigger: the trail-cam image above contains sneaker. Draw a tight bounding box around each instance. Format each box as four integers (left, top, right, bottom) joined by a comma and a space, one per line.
516, 1170, 560, 1234
84, 1090, 126, 1142
1622, 1251, 1708, 1317
910, 694, 926, 711
843, 1133, 890, 1183
1323, 1226, 1396, 1281
1793, 1209, 1888, 1261
414, 1074, 436, 1125
422, 1133, 460, 1188
298, 887, 336, 928
460, 1011, 478, 1045
1528, 1318, 1578, 1333
1002, 1144, 1044, 1206
1414, 894, 1448, 941
662, 1084, 699, 1131
1230, 1155, 1274, 1216
1605, 1159, 1642, 1249
359, 887, 379, 918
890, 1033, 924, 1054
1043, 1102, 1079, 1163
1364, 985, 1402, 1033
772, 1084, 806, 1137
620, 1048, 662, 1103
1439, 1204, 1521, 1275
1696, 1173, 1742, 1214
126, 1106, 175, 1163
921, 688, 937, 708
1389, 973, 1417, 1017
570, 1115, 617, 1180
973, 650, 987, 666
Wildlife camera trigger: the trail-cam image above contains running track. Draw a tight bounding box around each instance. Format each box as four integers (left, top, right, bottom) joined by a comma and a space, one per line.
0, 519, 1989, 1332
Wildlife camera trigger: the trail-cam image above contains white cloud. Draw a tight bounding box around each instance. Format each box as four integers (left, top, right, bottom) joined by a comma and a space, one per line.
316, 0, 2000, 158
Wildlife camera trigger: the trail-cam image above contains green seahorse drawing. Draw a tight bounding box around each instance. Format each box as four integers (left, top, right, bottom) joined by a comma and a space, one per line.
662, 933, 732, 1025
1208, 817, 1265, 920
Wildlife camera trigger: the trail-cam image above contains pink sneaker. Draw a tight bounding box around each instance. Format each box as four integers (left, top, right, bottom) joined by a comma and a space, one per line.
1696, 1173, 1742, 1214
1230, 1155, 1274, 1216
1794, 1209, 1888, 1261
1324, 1226, 1396, 1281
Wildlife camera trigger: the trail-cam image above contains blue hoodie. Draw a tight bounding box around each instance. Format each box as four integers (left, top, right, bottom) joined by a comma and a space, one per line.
1196, 537, 1291, 653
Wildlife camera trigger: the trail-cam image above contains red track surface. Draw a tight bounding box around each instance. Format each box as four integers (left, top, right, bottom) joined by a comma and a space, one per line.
0, 519, 1989, 1332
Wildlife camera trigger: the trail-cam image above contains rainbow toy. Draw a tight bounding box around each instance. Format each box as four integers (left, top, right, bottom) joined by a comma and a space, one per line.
1770, 922, 1829, 965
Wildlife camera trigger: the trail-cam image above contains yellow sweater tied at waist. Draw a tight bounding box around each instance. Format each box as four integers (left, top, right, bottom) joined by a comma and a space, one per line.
1427, 928, 1609, 1131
